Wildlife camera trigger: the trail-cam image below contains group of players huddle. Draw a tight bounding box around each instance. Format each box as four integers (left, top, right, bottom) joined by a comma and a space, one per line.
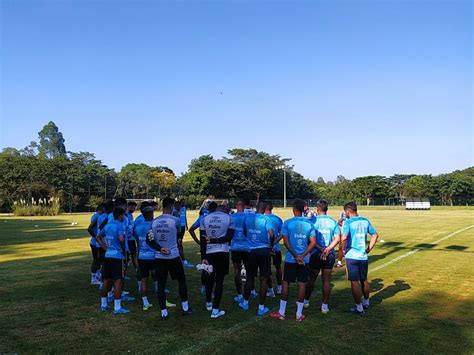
87, 197, 379, 321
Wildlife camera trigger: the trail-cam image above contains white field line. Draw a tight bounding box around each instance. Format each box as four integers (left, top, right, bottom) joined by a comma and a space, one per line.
179, 224, 474, 354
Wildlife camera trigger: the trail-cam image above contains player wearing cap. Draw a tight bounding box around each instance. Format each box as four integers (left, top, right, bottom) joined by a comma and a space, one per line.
239, 201, 274, 316
97, 207, 130, 314
341, 202, 379, 314
147, 197, 194, 320
270, 199, 316, 322
200, 202, 234, 318
304, 199, 341, 313
264, 202, 283, 297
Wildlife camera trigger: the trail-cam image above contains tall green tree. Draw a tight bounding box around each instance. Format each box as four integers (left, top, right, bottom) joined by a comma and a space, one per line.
37, 121, 66, 159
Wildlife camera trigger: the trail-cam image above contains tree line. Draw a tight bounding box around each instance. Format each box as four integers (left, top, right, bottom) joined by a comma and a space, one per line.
0, 121, 472, 213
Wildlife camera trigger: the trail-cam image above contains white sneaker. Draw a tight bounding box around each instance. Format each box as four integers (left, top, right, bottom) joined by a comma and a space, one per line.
304, 300, 310, 309
321, 305, 329, 314
210, 309, 226, 318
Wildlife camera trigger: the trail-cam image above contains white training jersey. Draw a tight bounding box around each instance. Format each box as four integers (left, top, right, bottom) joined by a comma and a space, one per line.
150, 214, 180, 259
200, 211, 234, 254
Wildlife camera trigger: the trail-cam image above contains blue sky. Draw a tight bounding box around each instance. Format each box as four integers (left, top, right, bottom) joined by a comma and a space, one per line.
1, 0, 472, 180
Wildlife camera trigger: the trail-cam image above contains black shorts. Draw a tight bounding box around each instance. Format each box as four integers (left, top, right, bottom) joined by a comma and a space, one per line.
231, 250, 249, 266
283, 262, 309, 283
272, 250, 282, 267
346, 258, 368, 281
128, 239, 137, 254
247, 248, 272, 278
138, 259, 155, 278
103, 258, 124, 280
309, 252, 335, 270
98, 248, 106, 263
207, 252, 229, 276
155, 257, 186, 281
90, 245, 100, 261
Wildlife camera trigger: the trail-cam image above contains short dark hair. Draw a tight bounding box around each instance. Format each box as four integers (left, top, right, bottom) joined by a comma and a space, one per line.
316, 199, 329, 212
127, 201, 137, 208
243, 198, 251, 206
256, 201, 267, 213
344, 202, 358, 212
96, 203, 106, 212
266, 201, 274, 211
104, 200, 114, 213
114, 197, 127, 206
113, 206, 125, 220
208, 202, 218, 213
293, 198, 306, 213
140, 201, 151, 213
162, 197, 175, 210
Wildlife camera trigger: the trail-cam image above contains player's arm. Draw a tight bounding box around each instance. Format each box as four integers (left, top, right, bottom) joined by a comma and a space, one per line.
87, 219, 98, 237
96, 228, 107, 250
283, 235, 298, 259
301, 235, 317, 259
146, 229, 166, 253
366, 233, 379, 254
208, 227, 234, 244
188, 225, 200, 245
98, 218, 108, 231
200, 231, 208, 263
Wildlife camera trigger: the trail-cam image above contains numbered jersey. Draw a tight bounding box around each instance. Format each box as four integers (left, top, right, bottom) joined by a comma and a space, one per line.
150, 214, 180, 259
281, 217, 316, 264
200, 211, 234, 254
342, 216, 377, 261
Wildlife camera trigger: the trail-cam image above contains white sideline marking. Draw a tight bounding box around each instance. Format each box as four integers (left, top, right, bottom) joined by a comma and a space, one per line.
369, 224, 474, 274
180, 224, 474, 353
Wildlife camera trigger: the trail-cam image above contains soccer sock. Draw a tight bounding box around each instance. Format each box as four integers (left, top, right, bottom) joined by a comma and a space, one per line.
363, 298, 370, 306
161, 309, 168, 317
90, 273, 95, 283
356, 303, 364, 312
182, 301, 189, 312
277, 285, 282, 293
243, 299, 249, 305
304, 299, 310, 304
322, 303, 329, 310
107, 291, 113, 298
114, 299, 122, 311
258, 304, 265, 311
279, 300, 287, 315
296, 302, 304, 318
101, 297, 107, 308
142, 296, 150, 307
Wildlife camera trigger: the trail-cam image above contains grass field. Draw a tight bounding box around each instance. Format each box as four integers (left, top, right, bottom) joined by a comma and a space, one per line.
1, 207, 473, 354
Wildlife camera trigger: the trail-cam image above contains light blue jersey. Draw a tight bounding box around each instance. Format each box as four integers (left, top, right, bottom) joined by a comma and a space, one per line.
342, 216, 377, 261
245, 213, 274, 250
97, 213, 108, 235
312, 215, 341, 255
107, 212, 129, 252
89, 213, 100, 247
281, 217, 316, 264
179, 206, 187, 227
134, 220, 155, 260
266, 213, 283, 252
134, 214, 145, 227
125, 212, 135, 240
230, 212, 249, 252
99, 219, 126, 259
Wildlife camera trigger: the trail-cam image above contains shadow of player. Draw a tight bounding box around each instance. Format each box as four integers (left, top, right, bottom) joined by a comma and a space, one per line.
371, 279, 411, 306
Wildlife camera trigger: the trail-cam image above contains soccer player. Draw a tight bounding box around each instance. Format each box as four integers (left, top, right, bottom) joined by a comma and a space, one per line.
178, 200, 193, 269
264, 202, 283, 297
336, 211, 348, 267
87, 203, 106, 285
147, 197, 193, 320
270, 199, 316, 322
340, 202, 379, 314
304, 199, 341, 313
134, 202, 155, 310
125, 201, 138, 276
230, 199, 249, 303
243, 198, 255, 214
303, 202, 317, 223
200, 202, 234, 318
239, 201, 274, 316
97, 206, 129, 314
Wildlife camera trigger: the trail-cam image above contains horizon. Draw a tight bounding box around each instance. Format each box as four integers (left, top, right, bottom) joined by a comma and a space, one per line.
1, 0, 472, 180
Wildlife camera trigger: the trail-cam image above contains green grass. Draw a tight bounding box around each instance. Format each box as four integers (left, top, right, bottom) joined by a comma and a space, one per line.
1, 207, 473, 354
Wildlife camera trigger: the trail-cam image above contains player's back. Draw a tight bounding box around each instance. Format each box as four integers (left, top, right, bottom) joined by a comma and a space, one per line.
314, 215, 340, 250
231, 212, 248, 251
245, 213, 272, 249
201, 211, 233, 254
343, 216, 376, 260
134, 220, 154, 260
282, 217, 315, 263
151, 214, 180, 259
104, 220, 125, 259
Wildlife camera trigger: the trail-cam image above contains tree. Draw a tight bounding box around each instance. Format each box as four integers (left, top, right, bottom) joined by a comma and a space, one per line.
37, 121, 66, 159
352, 176, 390, 205
404, 175, 435, 198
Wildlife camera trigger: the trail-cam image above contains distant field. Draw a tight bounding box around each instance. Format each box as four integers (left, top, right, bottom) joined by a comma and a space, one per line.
1, 207, 473, 354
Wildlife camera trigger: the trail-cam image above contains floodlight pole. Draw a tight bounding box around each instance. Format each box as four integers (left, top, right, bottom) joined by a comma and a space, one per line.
283, 167, 287, 209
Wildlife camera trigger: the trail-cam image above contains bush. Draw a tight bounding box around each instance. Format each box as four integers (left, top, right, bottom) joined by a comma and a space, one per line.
12, 197, 61, 216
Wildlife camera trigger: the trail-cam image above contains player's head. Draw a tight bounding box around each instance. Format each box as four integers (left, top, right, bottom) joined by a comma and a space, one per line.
141, 202, 154, 220
256, 201, 267, 214
104, 200, 114, 213
150, 201, 159, 210
303, 201, 309, 211
292, 198, 306, 216
316, 199, 329, 214
114, 197, 127, 208
208, 201, 218, 213
162, 197, 175, 213
243, 198, 251, 208
235, 199, 245, 212
180, 199, 186, 207
174, 200, 180, 209
127, 201, 137, 213
140, 201, 150, 213
265, 201, 274, 213
113, 206, 125, 221
343, 202, 358, 217
216, 204, 228, 213
96, 203, 106, 214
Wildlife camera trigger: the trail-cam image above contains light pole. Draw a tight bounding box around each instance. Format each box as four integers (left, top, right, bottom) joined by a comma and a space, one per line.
283, 167, 287, 209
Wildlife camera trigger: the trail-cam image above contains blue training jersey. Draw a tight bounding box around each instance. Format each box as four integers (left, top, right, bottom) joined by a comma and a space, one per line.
342, 216, 377, 261
230, 212, 249, 252
134, 220, 155, 260
312, 215, 341, 255
107, 212, 129, 252
134, 214, 144, 227
100, 219, 126, 259
179, 206, 187, 227
89, 213, 100, 247
125, 212, 135, 240
281, 217, 316, 264
266, 213, 283, 252
245, 213, 274, 250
